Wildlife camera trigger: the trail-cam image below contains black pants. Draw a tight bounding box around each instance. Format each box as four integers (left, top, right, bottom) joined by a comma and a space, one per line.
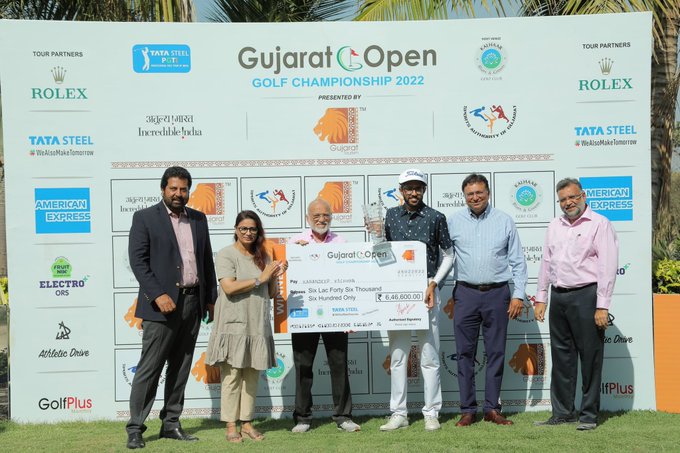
292, 331, 352, 426
549, 284, 604, 424
126, 293, 201, 434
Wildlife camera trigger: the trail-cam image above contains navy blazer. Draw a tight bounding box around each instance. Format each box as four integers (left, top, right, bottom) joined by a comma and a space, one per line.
128, 201, 217, 321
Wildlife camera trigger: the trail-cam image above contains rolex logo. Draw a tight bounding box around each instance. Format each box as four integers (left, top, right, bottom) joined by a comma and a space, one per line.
51, 66, 66, 84
598, 58, 613, 75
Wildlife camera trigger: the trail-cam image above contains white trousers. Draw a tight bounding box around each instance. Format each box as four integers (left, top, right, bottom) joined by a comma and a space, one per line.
387, 287, 441, 418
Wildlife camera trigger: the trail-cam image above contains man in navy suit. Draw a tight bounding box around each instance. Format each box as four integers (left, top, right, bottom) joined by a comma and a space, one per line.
125, 166, 217, 449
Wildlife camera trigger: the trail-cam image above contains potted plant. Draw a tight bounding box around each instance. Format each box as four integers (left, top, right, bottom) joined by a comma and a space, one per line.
653, 238, 680, 413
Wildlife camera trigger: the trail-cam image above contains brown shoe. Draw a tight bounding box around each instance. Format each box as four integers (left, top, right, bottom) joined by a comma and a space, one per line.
455, 413, 477, 427
483, 410, 513, 425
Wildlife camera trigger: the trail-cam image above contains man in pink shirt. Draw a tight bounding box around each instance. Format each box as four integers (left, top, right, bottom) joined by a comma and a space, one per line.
288, 198, 360, 433
533, 178, 618, 431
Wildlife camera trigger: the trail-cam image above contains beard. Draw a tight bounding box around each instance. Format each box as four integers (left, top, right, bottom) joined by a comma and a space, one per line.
311, 224, 329, 235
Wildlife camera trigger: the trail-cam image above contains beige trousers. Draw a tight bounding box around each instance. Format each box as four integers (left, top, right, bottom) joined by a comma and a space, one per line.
219, 363, 259, 422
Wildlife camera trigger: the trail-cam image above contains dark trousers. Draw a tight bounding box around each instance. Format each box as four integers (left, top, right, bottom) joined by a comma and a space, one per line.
292, 331, 352, 426
453, 284, 510, 414
549, 284, 604, 424
126, 293, 201, 434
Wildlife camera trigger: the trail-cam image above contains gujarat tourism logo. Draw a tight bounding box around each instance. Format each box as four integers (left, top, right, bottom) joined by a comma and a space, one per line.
191, 352, 221, 385
187, 183, 225, 224
31, 66, 88, 100
476, 40, 506, 77
508, 343, 547, 380
511, 179, 543, 212
337, 46, 363, 71
317, 181, 352, 222
383, 345, 420, 382
124, 299, 143, 331
578, 57, 633, 91
441, 347, 487, 378
250, 187, 296, 218
314, 107, 360, 154
463, 103, 517, 138
401, 249, 415, 263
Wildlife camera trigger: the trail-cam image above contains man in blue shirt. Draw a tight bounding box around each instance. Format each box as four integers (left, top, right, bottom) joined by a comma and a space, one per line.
379, 169, 454, 432
448, 173, 527, 427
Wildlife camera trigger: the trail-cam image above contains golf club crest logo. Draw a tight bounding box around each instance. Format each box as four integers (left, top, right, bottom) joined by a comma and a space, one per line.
476, 39, 506, 79
510, 179, 543, 213
463, 103, 517, 138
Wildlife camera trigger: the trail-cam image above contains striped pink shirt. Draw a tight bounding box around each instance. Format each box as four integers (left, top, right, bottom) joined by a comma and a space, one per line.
165, 204, 198, 287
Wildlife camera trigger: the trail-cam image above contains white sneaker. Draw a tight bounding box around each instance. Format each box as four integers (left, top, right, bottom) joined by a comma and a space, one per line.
424, 415, 441, 431
291, 422, 311, 433
338, 420, 361, 432
379, 414, 409, 431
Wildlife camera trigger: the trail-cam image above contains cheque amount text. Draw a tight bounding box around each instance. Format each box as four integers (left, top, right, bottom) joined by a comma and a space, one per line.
376, 292, 423, 302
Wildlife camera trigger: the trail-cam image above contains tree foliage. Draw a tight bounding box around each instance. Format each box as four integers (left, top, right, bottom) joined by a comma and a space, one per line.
208, 0, 354, 22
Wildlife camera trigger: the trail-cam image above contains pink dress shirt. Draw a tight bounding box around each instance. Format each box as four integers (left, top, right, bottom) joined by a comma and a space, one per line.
535, 205, 618, 309
288, 229, 345, 245
165, 204, 198, 287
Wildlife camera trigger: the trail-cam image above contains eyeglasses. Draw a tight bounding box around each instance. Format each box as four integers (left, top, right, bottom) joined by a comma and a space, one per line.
311, 214, 332, 220
464, 190, 488, 199
401, 186, 425, 194
237, 227, 258, 234
557, 193, 584, 204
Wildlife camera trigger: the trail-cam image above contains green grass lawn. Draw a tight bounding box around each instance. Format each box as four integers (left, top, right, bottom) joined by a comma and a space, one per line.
1, 411, 678, 452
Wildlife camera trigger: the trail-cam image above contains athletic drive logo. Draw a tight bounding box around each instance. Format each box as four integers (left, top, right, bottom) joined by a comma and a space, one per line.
463, 104, 517, 138
191, 352, 221, 385
28, 134, 95, 158
580, 176, 633, 221
35, 187, 91, 234
510, 179, 543, 215
187, 183, 225, 223
578, 58, 632, 91
314, 107, 360, 154
31, 66, 87, 100
132, 44, 191, 73
317, 181, 352, 222
476, 39, 506, 79
508, 343, 547, 382
39, 256, 89, 297
574, 125, 637, 147
250, 188, 296, 218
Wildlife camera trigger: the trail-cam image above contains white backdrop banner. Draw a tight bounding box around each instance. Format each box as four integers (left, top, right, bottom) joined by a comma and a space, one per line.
0, 13, 653, 422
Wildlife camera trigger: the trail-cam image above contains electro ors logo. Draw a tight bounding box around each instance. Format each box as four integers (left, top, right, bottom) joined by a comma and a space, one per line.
249, 187, 296, 218
35, 187, 91, 234
510, 179, 543, 213
578, 58, 632, 91
31, 66, 87, 100
508, 343, 547, 383
580, 176, 633, 221
314, 107, 361, 155
132, 44, 191, 73
38, 256, 90, 297
463, 104, 517, 138
476, 39, 506, 79
38, 396, 92, 412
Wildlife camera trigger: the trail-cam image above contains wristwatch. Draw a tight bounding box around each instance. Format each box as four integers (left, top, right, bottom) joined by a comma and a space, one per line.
254, 278, 261, 288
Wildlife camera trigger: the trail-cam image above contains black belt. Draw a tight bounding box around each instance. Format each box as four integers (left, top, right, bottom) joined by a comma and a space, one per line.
458, 281, 507, 292
179, 286, 199, 295
551, 282, 596, 293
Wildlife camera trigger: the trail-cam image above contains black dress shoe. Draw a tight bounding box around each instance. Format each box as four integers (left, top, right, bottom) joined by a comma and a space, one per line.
159, 427, 199, 441
127, 432, 145, 449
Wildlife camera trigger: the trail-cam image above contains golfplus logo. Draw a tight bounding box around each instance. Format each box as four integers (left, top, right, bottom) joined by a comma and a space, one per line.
38, 256, 90, 296
314, 107, 361, 154
132, 44, 191, 73
38, 396, 92, 412
34, 187, 91, 234
463, 103, 517, 138
31, 66, 87, 100
601, 382, 634, 398
476, 38, 507, 79
580, 176, 633, 221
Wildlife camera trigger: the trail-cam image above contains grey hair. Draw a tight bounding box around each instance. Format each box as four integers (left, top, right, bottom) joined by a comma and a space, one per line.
307, 198, 332, 215
556, 178, 582, 193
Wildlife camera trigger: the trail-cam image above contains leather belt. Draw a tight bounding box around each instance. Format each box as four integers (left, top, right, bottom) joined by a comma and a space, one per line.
551, 282, 596, 293
458, 281, 507, 292
179, 286, 199, 295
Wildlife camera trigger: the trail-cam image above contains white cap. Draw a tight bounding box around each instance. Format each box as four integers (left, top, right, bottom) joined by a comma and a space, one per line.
398, 168, 427, 185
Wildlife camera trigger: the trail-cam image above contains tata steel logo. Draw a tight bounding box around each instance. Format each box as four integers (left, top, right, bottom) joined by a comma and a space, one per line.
574, 125, 638, 148
238, 45, 437, 74
31, 66, 87, 100
463, 103, 517, 138
289, 308, 309, 318
191, 352, 221, 385
476, 39, 506, 78
35, 187, 91, 234
249, 188, 296, 218
314, 107, 362, 154
132, 44, 191, 73
578, 58, 632, 91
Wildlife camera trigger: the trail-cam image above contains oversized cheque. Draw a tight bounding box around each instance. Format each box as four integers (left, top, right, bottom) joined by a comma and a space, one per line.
278, 241, 428, 333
